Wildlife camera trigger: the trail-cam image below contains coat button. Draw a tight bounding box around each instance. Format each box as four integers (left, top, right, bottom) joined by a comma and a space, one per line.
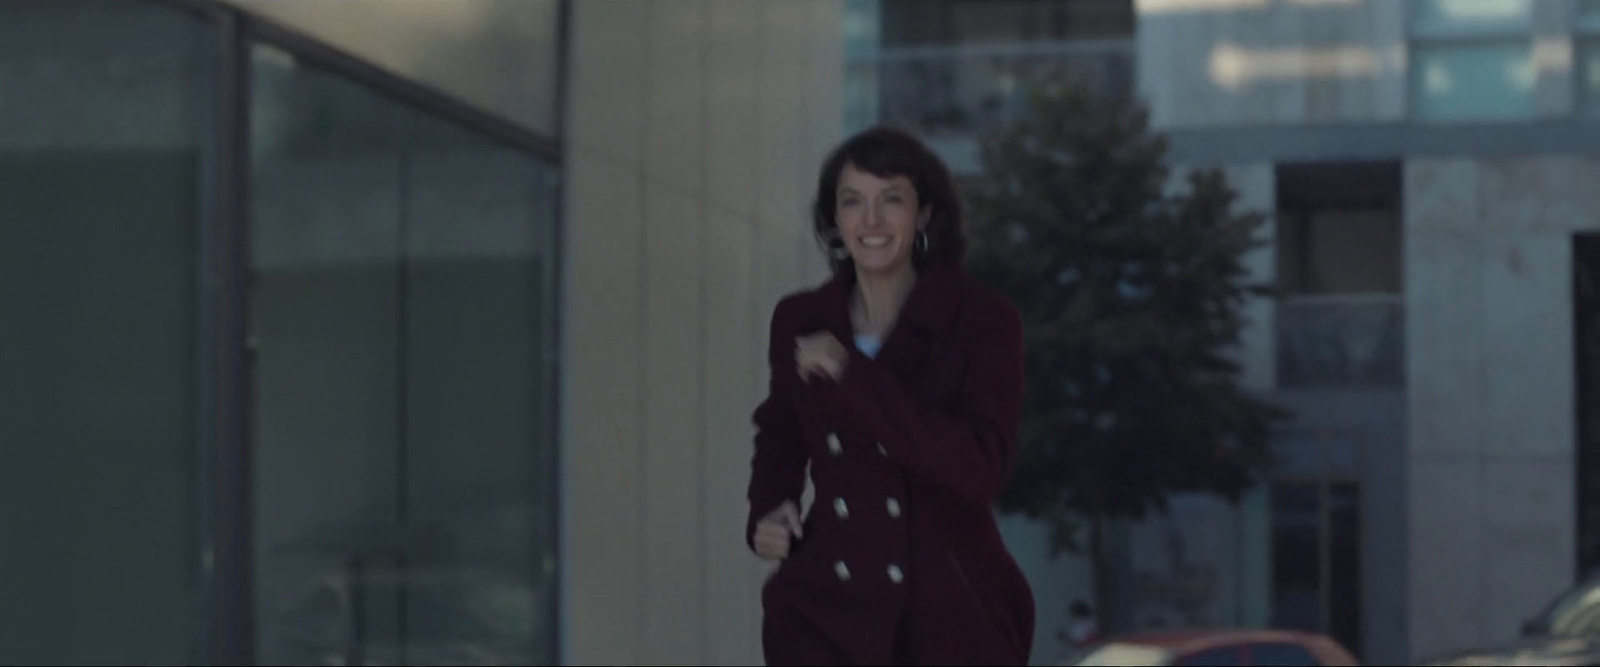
887, 564, 904, 584
877, 443, 888, 457
833, 497, 849, 519
834, 561, 851, 581
828, 433, 842, 456
886, 498, 901, 518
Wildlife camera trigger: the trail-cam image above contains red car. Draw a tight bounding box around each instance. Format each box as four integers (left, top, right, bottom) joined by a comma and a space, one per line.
1068, 628, 1361, 666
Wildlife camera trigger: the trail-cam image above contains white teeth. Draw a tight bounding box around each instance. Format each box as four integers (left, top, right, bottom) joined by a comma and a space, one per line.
860, 236, 891, 248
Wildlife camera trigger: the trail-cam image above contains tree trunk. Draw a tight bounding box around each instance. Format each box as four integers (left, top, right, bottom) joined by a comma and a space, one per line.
1089, 512, 1116, 635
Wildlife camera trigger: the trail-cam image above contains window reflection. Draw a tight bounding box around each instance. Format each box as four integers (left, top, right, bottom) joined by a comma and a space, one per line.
1407, 0, 1536, 121
249, 42, 558, 666
0, 3, 214, 663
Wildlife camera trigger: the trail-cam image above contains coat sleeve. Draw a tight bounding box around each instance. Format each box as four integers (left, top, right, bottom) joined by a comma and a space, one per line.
745, 298, 810, 551
830, 299, 1024, 505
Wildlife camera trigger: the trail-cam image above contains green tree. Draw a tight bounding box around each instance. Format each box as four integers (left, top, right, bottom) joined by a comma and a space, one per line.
965, 85, 1289, 631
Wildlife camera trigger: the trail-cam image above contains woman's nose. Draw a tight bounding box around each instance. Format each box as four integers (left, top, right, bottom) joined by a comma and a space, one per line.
865, 203, 886, 228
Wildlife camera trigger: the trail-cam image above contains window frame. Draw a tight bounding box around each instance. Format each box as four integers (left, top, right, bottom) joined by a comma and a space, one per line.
1577, 0, 1600, 117
1406, 0, 1539, 122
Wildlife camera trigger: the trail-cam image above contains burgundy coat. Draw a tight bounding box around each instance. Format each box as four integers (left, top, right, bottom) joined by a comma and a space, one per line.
747, 260, 1035, 666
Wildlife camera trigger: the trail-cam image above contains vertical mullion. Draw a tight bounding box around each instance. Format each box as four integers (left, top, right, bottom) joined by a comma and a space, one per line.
395, 112, 414, 667
215, 8, 255, 666
1318, 430, 1333, 634
551, 1, 572, 661
192, 6, 222, 665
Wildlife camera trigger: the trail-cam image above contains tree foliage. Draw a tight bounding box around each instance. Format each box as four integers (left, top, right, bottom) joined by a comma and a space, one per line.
966, 85, 1290, 557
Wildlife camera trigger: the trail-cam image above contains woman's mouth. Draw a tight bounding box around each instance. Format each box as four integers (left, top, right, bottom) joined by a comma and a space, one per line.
859, 235, 892, 249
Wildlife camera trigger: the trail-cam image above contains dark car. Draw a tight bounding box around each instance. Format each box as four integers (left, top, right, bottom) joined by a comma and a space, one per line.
1068, 628, 1360, 666
1424, 574, 1600, 666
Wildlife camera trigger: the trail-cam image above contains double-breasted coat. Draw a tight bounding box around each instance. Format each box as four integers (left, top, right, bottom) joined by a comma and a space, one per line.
746, 259, 1035, 666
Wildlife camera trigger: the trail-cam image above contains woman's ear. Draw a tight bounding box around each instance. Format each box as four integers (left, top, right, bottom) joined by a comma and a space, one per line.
917, 206, 932, 232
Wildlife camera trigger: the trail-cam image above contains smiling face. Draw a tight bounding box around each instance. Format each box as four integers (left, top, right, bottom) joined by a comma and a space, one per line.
834, 162, 930, 278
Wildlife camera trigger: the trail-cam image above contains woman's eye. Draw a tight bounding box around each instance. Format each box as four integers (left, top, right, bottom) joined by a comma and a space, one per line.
839, 198, 859, 208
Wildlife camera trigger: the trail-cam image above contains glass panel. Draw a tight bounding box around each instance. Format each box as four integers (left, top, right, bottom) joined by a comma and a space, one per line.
1269, 431, 1360, 480
400, 114, 559, 664
1579, 40, 1600, 117
1269, 433, 1324, 479
1328, 483, 1362, 658
229, 0, 562, 137
1410, 41, 1536, 121
0, 2, 213, 663
845, 0, 882, 61
248, 42, 408, 666
1410, 0, 1533, 32
875, 42, 1134, 139
845, 0, 883, 134
882, 0, 1134, 46
1271, 482, 1324, 633
248, 40, 558, 666
1277, 296, 1406, 387
1277, 209, 1402, 296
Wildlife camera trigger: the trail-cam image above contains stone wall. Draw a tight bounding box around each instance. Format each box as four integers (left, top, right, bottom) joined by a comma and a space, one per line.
1405, 156, 1600, 660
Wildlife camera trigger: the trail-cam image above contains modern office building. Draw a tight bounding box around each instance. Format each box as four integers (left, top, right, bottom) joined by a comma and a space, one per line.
851, 0, 1600, 664
0, 1, 839, 665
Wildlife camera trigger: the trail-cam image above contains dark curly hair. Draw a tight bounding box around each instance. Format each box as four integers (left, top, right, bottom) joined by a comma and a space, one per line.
811, 125, 967, 276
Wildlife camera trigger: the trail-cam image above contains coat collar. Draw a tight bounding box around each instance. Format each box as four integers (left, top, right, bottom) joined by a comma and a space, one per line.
813, 259, 966, 340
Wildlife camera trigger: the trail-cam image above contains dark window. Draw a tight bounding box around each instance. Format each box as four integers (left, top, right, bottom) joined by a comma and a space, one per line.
1274, 161, 1404, 387
1578, 234, 1600, 579
1327, 482, 1363, 654
881, 0, 1134, 46
1275, 162, 1403, 297
1249, 641, 1322, 666
1271, 482, 1324, 632
867, 0, 1136, 144
1270, 480, 1363, 660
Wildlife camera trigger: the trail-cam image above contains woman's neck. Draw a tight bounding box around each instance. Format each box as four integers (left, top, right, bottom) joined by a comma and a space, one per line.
852, 266, 916, 337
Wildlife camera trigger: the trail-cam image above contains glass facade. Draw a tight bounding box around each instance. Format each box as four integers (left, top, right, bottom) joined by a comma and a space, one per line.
846, 0, 1134, 173
0, 1, 561, 665
1407, 0, 1538, 121
0, 3, 216, 663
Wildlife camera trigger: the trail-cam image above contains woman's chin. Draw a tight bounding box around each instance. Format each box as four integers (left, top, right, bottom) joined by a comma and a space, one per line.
851, 254, 910, 277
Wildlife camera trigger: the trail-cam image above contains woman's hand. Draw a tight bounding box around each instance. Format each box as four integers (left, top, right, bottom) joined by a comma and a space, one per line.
795, 332, 849, 383
753, 501, 803, 561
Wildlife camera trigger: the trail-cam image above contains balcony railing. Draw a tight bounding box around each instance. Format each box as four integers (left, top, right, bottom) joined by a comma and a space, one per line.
1276, 294, 1405, 388
857, 39, 1134, 141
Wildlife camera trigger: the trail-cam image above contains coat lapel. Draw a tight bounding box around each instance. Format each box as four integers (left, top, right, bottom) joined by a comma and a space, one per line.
805, 260, 967, 376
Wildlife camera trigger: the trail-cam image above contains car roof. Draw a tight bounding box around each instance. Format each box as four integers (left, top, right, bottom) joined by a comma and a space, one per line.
1109, 628, 1325, 652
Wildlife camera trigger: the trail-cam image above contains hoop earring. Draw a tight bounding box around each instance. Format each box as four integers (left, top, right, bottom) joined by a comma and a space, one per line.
914, 231, 929, 256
